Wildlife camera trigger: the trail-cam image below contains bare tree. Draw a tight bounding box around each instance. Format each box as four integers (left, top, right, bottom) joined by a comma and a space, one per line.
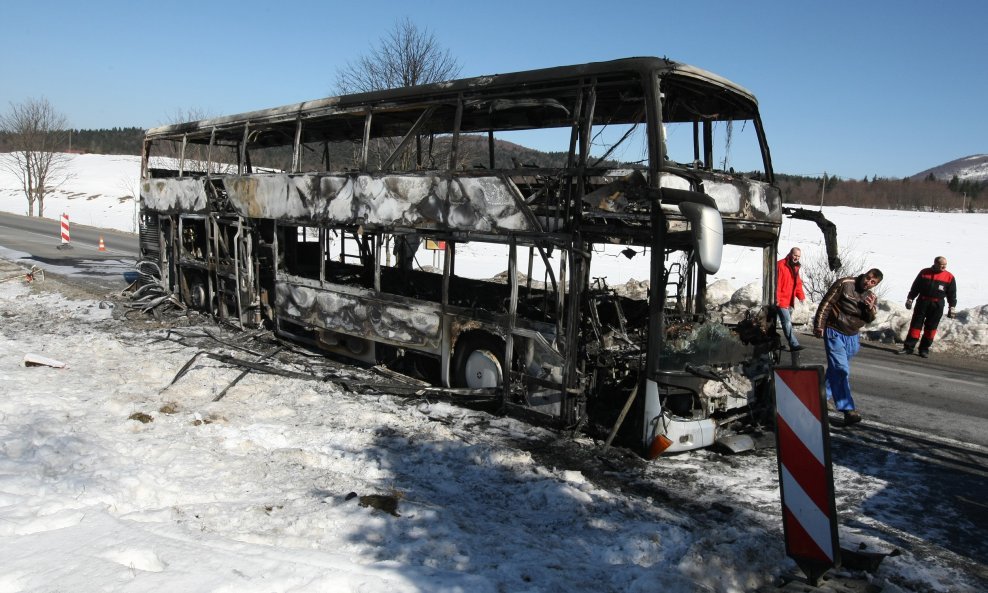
0, 97, 71, 217
335, 18, 461, 94
802, 242, 888, 301
334, 19, 462, 172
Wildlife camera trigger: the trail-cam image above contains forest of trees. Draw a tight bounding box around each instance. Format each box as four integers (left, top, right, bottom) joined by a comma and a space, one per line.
776, 172, 984, 213
0, 127, 144, 155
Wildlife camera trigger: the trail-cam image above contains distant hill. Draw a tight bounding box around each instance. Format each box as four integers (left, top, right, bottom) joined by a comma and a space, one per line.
912, 154, 988, 182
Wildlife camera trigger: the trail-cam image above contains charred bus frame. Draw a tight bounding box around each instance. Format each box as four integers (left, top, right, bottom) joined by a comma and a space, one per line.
140, 57, 807, 455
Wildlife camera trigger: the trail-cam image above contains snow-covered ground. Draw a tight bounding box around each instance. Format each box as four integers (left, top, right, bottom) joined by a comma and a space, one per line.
0, 153, 143, 232
2, 155, 988, 590
2, 260, 985, 593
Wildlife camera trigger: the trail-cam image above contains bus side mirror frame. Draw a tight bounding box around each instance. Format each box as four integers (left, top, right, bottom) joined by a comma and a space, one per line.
678, 201, 723, 274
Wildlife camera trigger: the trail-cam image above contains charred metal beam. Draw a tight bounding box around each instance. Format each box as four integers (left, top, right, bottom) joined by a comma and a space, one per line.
604, 382, 639, 447
381, 105, 438, 171
168, 351, 208, 386
360, 111, 372, 170
205, 352, 313, 380
783, 207, 841, 270
213, 345, 285, 402
448, 95, 464, 170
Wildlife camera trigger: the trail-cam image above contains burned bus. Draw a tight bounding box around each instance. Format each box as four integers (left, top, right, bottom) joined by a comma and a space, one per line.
139, 57, 824, 456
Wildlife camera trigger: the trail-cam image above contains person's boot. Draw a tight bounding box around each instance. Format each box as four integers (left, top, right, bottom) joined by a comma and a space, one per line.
843, 410, 862, 425
899, 336, 918, 355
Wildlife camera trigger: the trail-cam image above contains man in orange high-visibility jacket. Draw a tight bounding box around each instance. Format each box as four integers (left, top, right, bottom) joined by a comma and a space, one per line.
899, 256, 957, 358
775, 247, 806, 351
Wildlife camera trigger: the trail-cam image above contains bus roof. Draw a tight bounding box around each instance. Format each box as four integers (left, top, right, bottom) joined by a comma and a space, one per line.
145, 56, 757, 141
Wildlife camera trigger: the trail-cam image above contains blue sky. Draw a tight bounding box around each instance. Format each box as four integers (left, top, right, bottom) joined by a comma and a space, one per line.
2, 0, 985, 180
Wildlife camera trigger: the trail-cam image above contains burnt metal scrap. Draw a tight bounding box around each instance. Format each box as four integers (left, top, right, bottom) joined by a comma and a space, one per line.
126, 285, 186, 318
222, 173, 536, 233
783, 207, 841, 270
152, 326, 502, 405
131, 56, 824, 459
123, 260, 187, 320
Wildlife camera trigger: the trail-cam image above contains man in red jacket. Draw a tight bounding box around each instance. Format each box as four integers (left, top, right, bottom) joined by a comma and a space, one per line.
776, 247, 806, 351
899, 256, 957, 358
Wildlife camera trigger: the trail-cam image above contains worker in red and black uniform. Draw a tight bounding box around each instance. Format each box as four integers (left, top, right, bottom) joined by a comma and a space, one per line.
899, 256, 957, 358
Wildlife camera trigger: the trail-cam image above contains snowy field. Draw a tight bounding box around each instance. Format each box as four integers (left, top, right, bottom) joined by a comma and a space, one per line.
1, 154, 987, 590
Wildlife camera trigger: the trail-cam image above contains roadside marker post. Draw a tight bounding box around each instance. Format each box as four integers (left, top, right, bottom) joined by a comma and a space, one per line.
774, 366, 840, 585
57, 213, 73, 250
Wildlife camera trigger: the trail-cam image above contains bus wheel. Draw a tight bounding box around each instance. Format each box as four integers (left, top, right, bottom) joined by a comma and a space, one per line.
453, 333, 505, 389
189, 281, 207, 310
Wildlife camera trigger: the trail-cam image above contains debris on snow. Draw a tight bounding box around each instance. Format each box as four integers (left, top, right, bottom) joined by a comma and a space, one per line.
23, 352, 67, 368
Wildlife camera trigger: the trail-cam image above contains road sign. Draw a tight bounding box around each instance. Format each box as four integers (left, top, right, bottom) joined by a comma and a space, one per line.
775, 366, 840, 585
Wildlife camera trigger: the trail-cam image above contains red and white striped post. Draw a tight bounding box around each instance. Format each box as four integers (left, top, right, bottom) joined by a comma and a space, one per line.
59, 213, 71, 247
775, 366, 840, 585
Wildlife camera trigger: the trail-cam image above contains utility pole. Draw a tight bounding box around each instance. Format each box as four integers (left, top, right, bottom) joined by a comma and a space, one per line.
818, 171, 827, 211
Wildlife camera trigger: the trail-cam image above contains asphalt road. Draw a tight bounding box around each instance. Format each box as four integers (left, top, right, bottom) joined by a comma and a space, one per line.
0, 210, 139, 294
782, 330, 988, 448
776, 324, 988, 580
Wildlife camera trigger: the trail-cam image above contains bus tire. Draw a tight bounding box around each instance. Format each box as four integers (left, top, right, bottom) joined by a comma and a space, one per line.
189, 282, 207, 310
452, 333, 505, 389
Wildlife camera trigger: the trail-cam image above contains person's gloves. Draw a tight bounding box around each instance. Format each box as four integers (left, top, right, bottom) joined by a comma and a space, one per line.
905, 299, 913, 310
948, 307, 956, 319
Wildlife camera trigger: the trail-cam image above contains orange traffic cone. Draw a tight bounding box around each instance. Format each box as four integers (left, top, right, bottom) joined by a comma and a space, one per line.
98, 235, 106, 251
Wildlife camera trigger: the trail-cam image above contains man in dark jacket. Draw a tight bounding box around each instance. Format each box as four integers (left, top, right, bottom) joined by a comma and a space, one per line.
899, 256, 957, 358
813, 268, 883, 425
776, 247, 806, 351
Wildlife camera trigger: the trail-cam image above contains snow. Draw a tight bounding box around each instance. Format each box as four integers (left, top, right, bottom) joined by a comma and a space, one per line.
0, 153, 142, 231
0, 273, 762, 592
1, 154, 987, 592
3, 268, 982, 593
954, 155, 988, 181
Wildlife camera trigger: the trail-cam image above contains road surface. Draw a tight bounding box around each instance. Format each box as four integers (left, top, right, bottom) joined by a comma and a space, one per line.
780, 325, 988, 580
0, 210, 138, 294
782, 332, 988, 448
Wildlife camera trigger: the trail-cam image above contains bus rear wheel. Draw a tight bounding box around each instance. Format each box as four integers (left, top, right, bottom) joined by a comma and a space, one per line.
452, 333, 505, 389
